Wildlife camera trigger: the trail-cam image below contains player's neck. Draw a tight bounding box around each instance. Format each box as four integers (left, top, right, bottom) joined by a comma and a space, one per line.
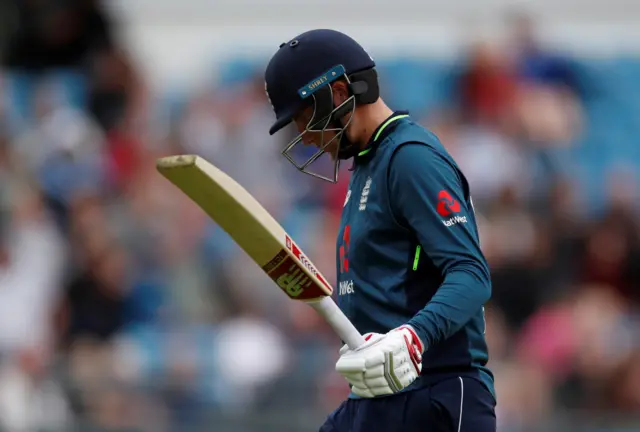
356, 100, 395, 149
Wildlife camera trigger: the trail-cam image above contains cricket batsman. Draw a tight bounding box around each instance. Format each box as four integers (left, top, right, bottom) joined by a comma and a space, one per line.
264, 29, 497, 431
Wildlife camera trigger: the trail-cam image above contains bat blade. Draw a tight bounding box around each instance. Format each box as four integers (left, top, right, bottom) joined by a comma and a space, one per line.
156, 154, 332, 301
156, 154, 365, 349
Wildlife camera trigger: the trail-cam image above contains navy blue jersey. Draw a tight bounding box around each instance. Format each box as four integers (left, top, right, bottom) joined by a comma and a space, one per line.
335, 113, 494, 398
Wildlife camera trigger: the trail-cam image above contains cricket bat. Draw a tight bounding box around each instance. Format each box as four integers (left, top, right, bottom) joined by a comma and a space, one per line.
156, 154, 365, 350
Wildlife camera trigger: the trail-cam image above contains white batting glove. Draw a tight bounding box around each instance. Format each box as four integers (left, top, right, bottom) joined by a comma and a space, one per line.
335, 325, 424, 398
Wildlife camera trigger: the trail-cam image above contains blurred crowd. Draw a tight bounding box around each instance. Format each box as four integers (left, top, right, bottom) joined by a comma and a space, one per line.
0, 2, 637, 431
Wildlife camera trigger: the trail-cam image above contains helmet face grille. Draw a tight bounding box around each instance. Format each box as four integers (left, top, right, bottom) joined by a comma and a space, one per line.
281, 81, 357, 184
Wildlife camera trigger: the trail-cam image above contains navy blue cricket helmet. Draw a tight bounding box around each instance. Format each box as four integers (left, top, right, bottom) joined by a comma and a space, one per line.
264, 29, 380, 183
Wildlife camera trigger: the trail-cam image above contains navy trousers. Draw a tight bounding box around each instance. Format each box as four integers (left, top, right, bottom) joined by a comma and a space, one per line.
319, 376, 496, 432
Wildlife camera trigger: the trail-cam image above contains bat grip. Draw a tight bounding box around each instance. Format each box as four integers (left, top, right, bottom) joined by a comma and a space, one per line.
310, 297, 365, 350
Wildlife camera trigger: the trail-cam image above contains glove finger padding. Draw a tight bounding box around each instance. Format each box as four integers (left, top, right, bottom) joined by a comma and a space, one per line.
336, 340, 387, 374
335, 355, 367, 373
358, 376, 390, 389
351, 386, 375, 398
352, 383, 399, 398
363, 364, 386, 379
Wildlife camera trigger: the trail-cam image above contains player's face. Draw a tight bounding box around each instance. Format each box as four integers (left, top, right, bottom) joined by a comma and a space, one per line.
293, 106, 340, 155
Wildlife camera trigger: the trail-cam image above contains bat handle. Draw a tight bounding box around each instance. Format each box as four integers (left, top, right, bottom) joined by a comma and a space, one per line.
309, 297, 365, 350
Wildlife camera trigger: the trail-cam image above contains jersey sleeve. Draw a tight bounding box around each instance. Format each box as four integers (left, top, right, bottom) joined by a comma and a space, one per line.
387, 142, 491, 349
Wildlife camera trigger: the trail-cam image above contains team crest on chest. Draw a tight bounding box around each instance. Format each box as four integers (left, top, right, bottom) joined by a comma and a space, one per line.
359, 177, 372, 211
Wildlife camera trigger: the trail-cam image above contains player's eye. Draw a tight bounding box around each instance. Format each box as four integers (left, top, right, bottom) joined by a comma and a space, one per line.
294, 107, 314, 126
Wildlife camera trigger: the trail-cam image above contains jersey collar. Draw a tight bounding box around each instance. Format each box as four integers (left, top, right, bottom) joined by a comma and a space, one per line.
351, 111, 410, 168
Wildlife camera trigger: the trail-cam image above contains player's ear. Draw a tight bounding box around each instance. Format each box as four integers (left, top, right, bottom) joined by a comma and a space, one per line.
331, 81, 349, 106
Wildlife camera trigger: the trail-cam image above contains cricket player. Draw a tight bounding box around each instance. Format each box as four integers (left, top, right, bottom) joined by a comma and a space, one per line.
264, 29, 496, 431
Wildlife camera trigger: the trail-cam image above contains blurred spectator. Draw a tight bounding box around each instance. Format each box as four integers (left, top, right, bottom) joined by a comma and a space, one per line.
507, 11, 584, 97
605, 349, 640, 414
88, 46, 147, 132
457, 40, 518, 128
10, 78, 107, 231
2, 0, 145, 134
0, 348, 72, 432
506, 10, 585, 145
580, 211, 638, 302
0, 182, 69, 431
0, 183, 65, 354
59, 240, 130, 347
2, 0, 114, 72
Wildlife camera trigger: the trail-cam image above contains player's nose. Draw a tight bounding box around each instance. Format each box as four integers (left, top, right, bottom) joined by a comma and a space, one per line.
301, 134, 319, 147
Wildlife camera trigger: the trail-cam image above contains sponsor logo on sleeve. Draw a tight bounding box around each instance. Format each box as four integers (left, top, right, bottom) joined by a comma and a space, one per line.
437, 190, 467, 227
